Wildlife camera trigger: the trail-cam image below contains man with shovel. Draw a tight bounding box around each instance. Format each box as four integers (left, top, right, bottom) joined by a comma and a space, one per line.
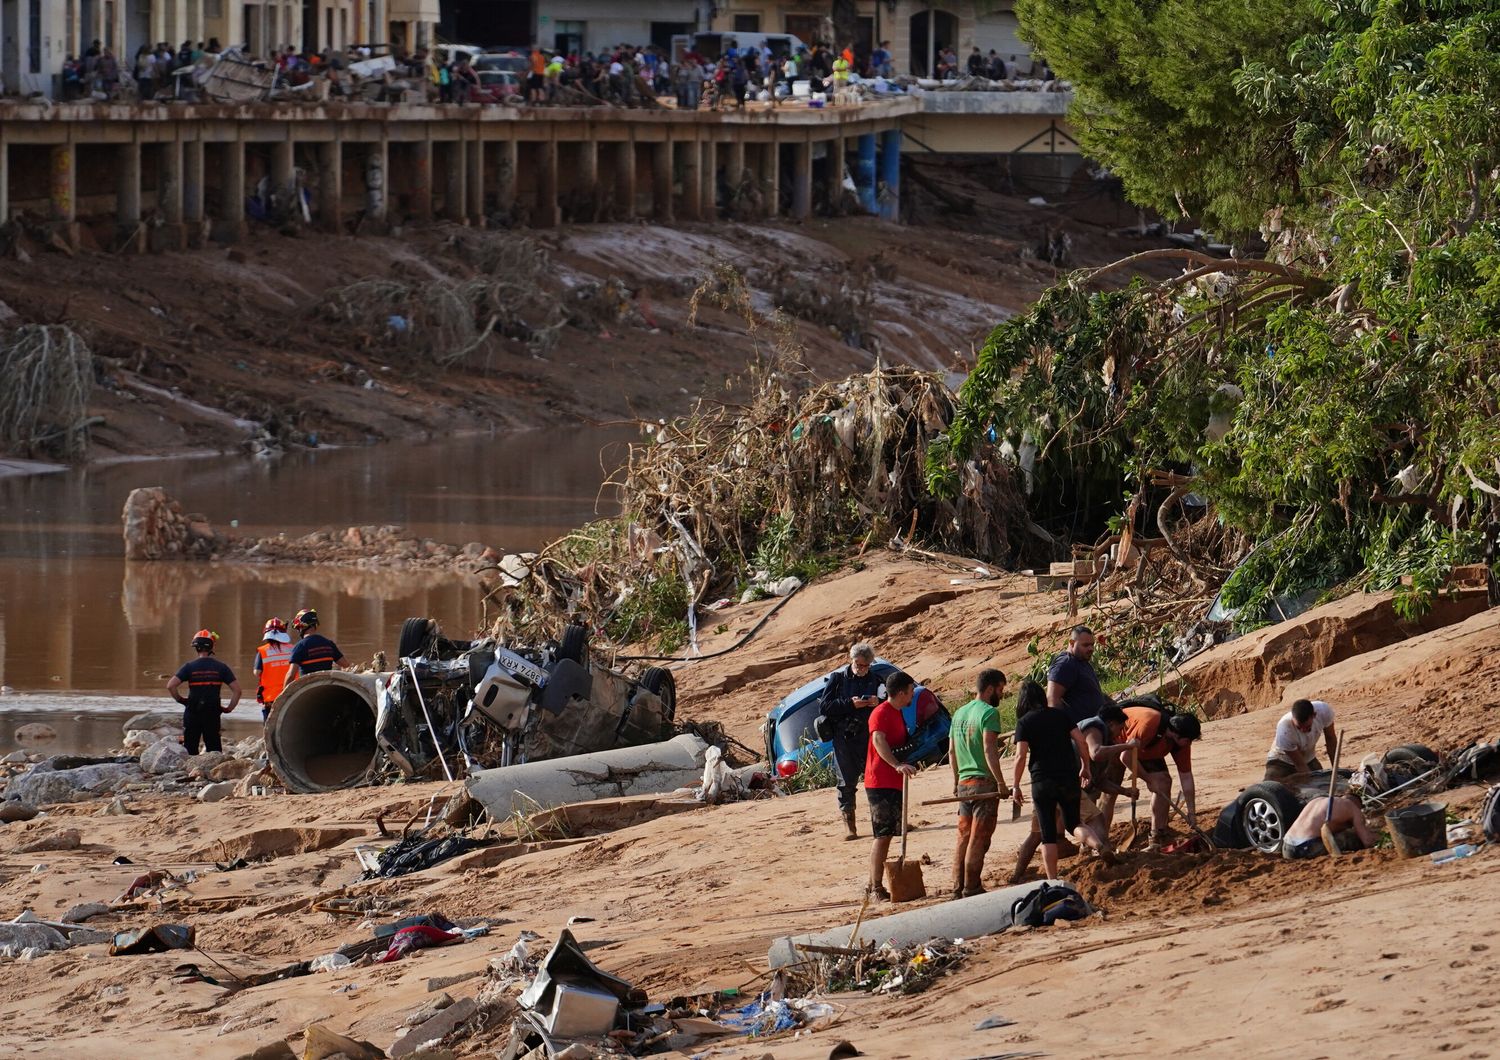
947, 668, 1012, 898
865, 671, 917, 901
1283, 796, 1375, 859
1011, 694, 1094, 880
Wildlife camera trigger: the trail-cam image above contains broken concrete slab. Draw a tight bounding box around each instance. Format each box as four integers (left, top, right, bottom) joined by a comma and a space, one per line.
6, 763, 139, 805
390, 997, 477, 1058
15, 828, 82, 853
140, 740, 189, 775
465, 734, 711, 819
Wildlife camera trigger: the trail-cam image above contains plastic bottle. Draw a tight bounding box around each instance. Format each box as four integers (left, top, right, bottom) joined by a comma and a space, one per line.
1431, 843, 1478, 865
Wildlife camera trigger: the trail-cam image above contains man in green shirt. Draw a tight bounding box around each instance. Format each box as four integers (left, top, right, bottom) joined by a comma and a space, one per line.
947, 668, 1011, 898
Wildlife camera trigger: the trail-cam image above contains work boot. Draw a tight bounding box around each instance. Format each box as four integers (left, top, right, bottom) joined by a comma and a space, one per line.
842, 808, 858, 840
1146, 829, 1168, 853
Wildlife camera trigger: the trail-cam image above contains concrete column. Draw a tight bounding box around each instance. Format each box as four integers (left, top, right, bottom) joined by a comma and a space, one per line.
537, 139, 559, 228
855, 133, 877, 214
879, 127, 901, 221
727, 140, 746, 196
116, 141, 142, 229
0, 134, 9, 225
699, 140, 716, 220
828, 135, 846, 210
760, 141, 780, 218
365, 141, 387, 224
495, 138, 517, 216
50, 144, 76, 223
409, 140, 433, 222
443, 141, 466, 223
466, 135, 483, 224
160, 140, 183, 223
575, 140, 598, 221
681, 136, 701, 221
317, 139, 342, 231
792, 139, 812, 221
615, 139, 636, 221
272, 139, 296, 219
653, 139, 673, 222
183, 139, 204, 223
219, 138, 246, 241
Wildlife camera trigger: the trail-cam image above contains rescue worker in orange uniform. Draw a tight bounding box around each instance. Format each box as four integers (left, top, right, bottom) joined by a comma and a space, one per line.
253, 617, 294, 721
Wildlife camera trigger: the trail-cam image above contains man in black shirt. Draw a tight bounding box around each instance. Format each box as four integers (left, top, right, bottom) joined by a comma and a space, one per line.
819, 642, 886, 839
1011, 698, 1092, 880
286, 607, 348, 684
167, 629, 242, 754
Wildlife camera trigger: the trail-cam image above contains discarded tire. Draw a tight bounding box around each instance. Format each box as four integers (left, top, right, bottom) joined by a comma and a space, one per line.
559, 623, 589, 665
1384, 743, 1439, 767
639, 667, 676, 722
397, 617, 436, 660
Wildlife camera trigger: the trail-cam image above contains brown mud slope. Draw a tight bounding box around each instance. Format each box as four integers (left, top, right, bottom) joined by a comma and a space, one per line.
0, 179, 1170, 462
2, 559, 1495, 1057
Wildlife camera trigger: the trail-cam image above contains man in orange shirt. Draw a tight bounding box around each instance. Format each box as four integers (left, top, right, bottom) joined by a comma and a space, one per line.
528, 45, 546, 103
1123, 705, 1201, 849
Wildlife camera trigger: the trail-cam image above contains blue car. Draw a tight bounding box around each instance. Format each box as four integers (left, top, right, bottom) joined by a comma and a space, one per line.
762, 659, 951, 778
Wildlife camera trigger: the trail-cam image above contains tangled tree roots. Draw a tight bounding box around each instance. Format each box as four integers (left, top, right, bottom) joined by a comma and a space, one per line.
0, 324, 94, 460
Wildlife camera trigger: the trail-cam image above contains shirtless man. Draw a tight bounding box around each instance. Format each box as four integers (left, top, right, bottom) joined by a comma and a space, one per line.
1282, 795, 1376, 859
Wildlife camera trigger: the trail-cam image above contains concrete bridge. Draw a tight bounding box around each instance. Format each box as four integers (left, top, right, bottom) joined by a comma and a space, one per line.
0, 92, 1076, 249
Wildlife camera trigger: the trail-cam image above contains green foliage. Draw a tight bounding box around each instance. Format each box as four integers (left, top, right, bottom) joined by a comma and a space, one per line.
1016, 0, 1321, 234
938, 0, 1500, 618
780, 736, 839, 794
606, 567, 689, 654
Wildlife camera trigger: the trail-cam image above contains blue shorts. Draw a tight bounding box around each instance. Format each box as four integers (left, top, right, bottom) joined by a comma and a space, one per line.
1283, 835, 1325, 860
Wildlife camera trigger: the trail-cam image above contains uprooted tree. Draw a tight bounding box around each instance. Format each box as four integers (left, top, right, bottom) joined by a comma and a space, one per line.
0, 324, 94, 461
930, 0, 1500, 622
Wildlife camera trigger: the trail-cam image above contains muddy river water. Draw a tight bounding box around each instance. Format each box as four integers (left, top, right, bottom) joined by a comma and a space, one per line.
0, 429, 627, 752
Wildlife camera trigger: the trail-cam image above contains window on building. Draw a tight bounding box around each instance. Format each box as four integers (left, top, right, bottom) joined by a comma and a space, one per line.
733, 15, 760, 33
28, 0, 41, 74
554, 20, 583, 56
784, 15, 822, 44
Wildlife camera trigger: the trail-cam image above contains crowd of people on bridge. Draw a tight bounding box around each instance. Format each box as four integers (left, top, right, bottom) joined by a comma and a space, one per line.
54, 33, 1057, 109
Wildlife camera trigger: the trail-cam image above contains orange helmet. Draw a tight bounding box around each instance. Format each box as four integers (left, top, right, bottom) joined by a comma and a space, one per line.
191, 629, 219, 652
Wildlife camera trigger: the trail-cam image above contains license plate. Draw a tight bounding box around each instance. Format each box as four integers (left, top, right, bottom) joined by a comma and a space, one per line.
496, 649, 547, 687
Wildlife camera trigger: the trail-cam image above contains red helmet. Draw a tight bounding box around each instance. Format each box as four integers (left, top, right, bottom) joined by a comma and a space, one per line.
292, 608, 319, 631
263, 617, 288, 636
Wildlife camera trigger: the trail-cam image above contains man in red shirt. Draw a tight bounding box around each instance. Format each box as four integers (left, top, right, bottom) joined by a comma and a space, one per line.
1123, 705, 1202, 849
864, 670, 917, 900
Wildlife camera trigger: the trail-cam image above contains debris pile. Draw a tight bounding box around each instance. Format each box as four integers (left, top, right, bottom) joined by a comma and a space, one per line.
0, 323, 94, 461
485, 359, 1037, 645
121, 486, 500, 572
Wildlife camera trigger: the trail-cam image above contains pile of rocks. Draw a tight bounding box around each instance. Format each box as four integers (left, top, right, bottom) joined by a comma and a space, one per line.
0, 711, 276, 814
120, 486, 221, 560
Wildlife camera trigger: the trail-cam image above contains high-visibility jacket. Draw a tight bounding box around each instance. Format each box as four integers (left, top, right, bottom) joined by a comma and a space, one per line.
832, 57, 852, 84
255, 641, 294, 705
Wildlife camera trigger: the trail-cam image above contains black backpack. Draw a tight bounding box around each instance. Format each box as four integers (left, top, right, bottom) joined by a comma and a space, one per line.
1009, 882, 1090, 928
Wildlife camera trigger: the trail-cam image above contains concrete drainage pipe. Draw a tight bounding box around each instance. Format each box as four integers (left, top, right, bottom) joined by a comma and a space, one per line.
265, 671, 381, 794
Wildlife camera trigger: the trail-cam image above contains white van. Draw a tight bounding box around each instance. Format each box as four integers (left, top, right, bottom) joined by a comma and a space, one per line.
673, 31, 808, 63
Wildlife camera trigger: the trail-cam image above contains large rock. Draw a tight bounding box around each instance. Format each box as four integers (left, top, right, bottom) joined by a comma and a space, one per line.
15, 828, 81, 853
182, 752, 229, 777
139, 740, 189, 775
14, 723, 57, 742
0, 923, 67, 955
123, 711, 182, 736
208, 758, 257, 782
197, 781, 236, 803
63, 902, 111, 923
0, 802, 38, 822
5, 763, 139, 805
122, 730, 160, 752
121, 486, 220, 561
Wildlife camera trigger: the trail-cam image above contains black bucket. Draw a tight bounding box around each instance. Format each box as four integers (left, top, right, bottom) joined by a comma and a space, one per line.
1385, 801, 1447, 858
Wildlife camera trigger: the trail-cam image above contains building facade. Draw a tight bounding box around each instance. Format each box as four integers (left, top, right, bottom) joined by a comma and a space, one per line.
533, 1, 703, 55
709, 1, 1032, 76
0, 0, 411, 99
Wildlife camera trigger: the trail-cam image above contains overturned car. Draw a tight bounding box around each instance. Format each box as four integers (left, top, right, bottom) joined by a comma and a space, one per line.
265, 618, 678, 794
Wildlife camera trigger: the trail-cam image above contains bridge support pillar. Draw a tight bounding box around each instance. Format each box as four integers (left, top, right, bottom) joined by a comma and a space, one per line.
879, 128, 901, 221
855, 133, 876, 214
317, 140, 342, 232
792, 138, 812, 220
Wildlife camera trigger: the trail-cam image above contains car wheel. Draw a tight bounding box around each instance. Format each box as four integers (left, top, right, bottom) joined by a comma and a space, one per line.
398, 617, 436, 660
559, 623, 589, 665
639, 667, 676, 722
1238, 782, 1303, 854
1384, 743, 1439, 767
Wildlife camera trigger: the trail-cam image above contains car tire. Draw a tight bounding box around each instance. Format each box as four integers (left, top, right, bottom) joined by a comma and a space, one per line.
1384, 743, 1439, 767
559, 623, 589, 665
398, 617, 436, 660
1238, 781, 1304, 854
639, 667, 676, 722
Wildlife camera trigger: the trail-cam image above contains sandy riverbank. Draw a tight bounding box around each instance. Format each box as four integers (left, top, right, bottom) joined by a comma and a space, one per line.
0, 551, 1494, 1056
